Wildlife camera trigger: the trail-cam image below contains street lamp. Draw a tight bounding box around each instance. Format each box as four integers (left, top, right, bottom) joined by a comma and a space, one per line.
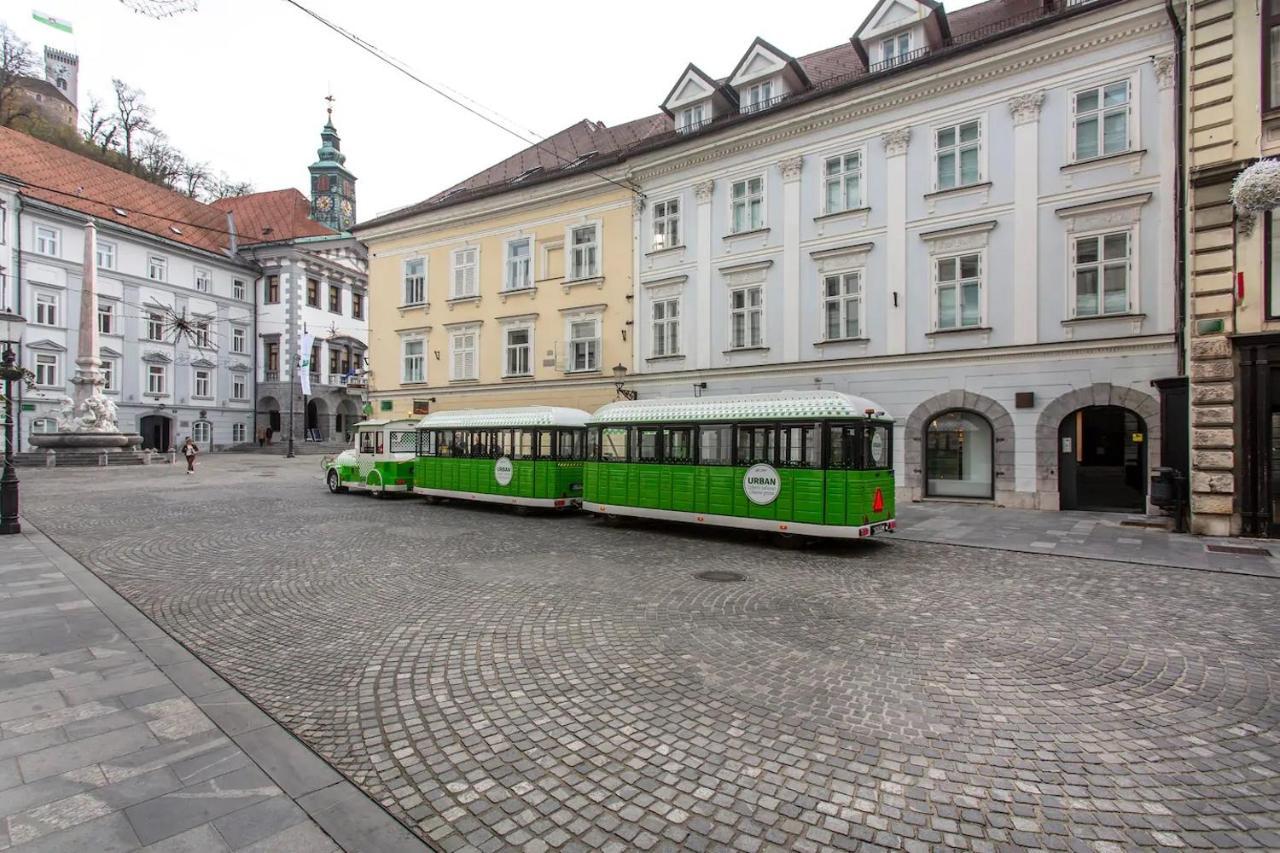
612, 363, 638, 401
0, 309, 28, 536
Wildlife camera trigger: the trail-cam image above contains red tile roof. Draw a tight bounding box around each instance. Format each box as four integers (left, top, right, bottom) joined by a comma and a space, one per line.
0, 126, 235, 255
211, 188, 335, 245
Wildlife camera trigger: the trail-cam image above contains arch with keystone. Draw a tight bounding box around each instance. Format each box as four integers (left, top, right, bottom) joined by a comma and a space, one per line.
903, 391, 1016, 503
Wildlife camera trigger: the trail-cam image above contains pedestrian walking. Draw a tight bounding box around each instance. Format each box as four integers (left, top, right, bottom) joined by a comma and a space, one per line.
181, 437, 199, 474
256, 425, 265, 448
265, 426, 274, 446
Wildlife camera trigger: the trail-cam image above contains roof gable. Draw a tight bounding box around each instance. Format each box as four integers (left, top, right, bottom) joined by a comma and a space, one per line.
728, 37, 811, 90
662, 64, 725, 115
854, 0, 942, 42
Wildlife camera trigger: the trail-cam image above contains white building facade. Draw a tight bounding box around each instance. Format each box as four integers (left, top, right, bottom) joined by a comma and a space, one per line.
627, 0, 1179, 511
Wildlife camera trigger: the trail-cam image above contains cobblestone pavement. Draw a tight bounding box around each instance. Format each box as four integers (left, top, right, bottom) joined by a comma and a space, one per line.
17, 456, 1280, 851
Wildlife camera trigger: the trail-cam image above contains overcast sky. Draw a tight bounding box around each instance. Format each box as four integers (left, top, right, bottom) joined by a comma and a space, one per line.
8, 0, 982, 219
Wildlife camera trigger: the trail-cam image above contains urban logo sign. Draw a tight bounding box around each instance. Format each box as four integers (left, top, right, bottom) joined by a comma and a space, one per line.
494, 455, 514, 486
743, 463, 781, 506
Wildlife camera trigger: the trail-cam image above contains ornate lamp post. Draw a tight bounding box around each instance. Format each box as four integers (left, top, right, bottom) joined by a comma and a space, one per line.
612, 363, 638, 401
0, 309, 28, 536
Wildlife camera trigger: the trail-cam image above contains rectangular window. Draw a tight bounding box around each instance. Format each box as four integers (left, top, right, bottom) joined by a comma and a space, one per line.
568, 318, 600, 372
147, 312, 165, 342
266, 341, 280, 373
677, 103, 705, 134
505, 238, 532, 290
450, 330, 477, 380
504, 327, 531, 377
1073, 81, 1130, 161
148, 255, 167, 281
306, 277, 320, 307
265, 275, 280, 303
34, 353, 58, 387
599, 427, 627, 461
329, 348, 339, 375
742, 80, 774, 113
195, 268, 211, 294
881, 32, 910, 66
823, 272, 862, 340
194, 368, 212, 398
231, 326, 246, 354
97, 302, 115, 335
352, 292, 364, 320
1072, 231, 1130, 317
652, 198, 680, 250
403, 259, 425, 305
935, 254, 983, 330
1268, 1, 1280, 110
730, 177, 765, 233
193, 320, 212, 349
96, 240, 116, 270
147, 364, 166, 395
232, 374, 247, 400
935, 120, 981, 190
699, 425, 733, 465
824, 152, 862, 214
666, 427, 695, 464
34, 292, 57, 326
736, 425, 776, 466
402, 337, 425, 383
101, 358, 116, 391
779, 424, 819, 468
451, 248, 478, 298
233, 278, 246, 300
34, 225, 59, 256
651, 298, 680, 357
730, 286, 763, 349
569, 225, 599, 279
329, 284, 341, 313
233, 423, 247, 443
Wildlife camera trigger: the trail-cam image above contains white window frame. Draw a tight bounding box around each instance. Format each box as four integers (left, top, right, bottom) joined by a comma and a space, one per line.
34, 224, 59, 257
566, 315, 601, 373
677, 103, 706, 134
33, 291, 58, 327
502, 323, 533, 378
741, 79, 775, 114
822, 270, 864, 341
194, 267, 212, 294
33, 353, 59, 387
231, 325, 247, 354
402, 257, 426, 306
729, 285, 764, 349
148, 255, 168, 281
651, 296, 681, 358
193, 367, 213, 399
1070, 77, 1134, 163
651, 198, 681, 251
451, 247, 479, 299
146, 364, 168, 396
1069, 227, 1135, 318
729, 175, 766, 234
232, 373, 248, 401
400, 334, 426, 384
881, 32, 911, 66
931, 251, 987, 331
146, 311, 165, 342
192, 421, 212, 444
504, 236, 533, 291
96, 240, 116, 270
822, 149, 864, 215
566, 222, 601, 280
932, 117, 985, 192
192, 319, 213, 349
232, 278, 246, 301
97, 301, 116, 335
232, 422, 247, 443
100, 356, 117, 392
448, 327, 479, 381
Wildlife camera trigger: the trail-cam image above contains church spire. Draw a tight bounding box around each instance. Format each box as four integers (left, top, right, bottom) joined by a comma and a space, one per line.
309, 96, 356, 231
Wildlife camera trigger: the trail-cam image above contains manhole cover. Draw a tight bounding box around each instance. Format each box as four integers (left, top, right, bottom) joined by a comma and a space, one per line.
1206, 544, 1271, 557
695, 570, 746, 583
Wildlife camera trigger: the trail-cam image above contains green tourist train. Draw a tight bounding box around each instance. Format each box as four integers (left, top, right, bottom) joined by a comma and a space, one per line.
323, 391, 895, 542
412, 406, 590, 509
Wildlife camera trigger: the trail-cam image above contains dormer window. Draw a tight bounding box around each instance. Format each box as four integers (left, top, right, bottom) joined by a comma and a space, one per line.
677, 104, 706, 134
741, 80, 776, 114
881, 32, 911, 66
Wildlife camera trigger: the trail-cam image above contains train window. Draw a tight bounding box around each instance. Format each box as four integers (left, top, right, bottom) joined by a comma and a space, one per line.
863, 423, 892, 470
586, 428, 600, 461
557, 430, 582, 461
376, 432, 385, 455
736, 425, 776, 466
389, 431, 416, 454
445, 430, 465, 457
515, 429, 535, 459
601, 428, 628, 461
498, 430, 516, 457
633, 428, 661, 462
699, 425, 732, 465
779, 425, 819, 468
360, 431, 376, 454
418, 430, 434, 456
666, 428, 695, 464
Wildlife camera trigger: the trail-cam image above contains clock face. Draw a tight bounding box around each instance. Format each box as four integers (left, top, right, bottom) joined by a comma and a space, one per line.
340, 199, 353, 217
315, 195, 333, 212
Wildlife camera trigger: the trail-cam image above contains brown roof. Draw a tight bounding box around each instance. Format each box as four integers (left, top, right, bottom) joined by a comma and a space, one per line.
212, 188, 335, 245
359, 0, 1109, 230
0, 126, 233, 256
14, 76, 75, 108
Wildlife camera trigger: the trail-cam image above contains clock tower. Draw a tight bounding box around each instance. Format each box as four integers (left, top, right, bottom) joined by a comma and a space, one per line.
309, 98, 357, 232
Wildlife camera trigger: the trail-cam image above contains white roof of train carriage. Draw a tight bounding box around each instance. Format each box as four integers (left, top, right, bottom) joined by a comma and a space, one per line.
355, 419, 420, 430
588, 391, 891, 425
415, 406, 592, 430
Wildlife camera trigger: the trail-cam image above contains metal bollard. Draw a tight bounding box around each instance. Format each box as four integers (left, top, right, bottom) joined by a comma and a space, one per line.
45, 449, 55, 468
167, 450, 176, 465
98, 451, 108, 467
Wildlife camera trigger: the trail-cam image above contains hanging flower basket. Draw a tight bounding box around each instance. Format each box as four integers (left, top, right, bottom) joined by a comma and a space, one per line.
1232, 159, 1280, 213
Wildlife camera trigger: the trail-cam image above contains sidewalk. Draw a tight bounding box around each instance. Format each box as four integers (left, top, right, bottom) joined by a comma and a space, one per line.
896, 501, 1280, 578
0, 526, 429, 853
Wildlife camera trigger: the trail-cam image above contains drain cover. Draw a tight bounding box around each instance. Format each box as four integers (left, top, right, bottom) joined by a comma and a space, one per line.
695, 570, 746, 583
1206, 544, 1271, 557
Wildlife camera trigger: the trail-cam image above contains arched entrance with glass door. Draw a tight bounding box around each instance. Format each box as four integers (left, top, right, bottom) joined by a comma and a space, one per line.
1058, 406, 1147, 511
925, 410, 995, 499
305, 398, 328, 440
259, 396, 282, 435
139, 414, 172, 452
334, 398, 359, 442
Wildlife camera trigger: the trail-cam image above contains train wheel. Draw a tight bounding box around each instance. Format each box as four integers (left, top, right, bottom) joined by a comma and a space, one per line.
326, 470, 345, 494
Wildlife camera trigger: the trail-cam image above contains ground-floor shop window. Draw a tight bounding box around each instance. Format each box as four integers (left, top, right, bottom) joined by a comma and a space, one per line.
925, 410, 994, 499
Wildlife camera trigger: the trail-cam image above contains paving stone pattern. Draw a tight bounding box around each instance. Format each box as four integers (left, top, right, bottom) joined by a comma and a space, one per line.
19, 457, 1280, 851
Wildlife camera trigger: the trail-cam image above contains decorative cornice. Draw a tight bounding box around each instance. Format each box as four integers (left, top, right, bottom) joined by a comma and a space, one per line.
1008, 90, 1045, 125
694, 180, 715, 202
778, 156, 804, 180
881, 128, 911, 157
1152, 53, 1175, 90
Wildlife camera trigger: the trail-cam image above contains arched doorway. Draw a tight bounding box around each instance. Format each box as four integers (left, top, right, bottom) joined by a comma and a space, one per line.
334, 398, 359, 442
259, 396, 282, 435
305, 397, 328, 440
925, 410, 994, 499
1058, 406, 1147, 511
139, 414, 172, 452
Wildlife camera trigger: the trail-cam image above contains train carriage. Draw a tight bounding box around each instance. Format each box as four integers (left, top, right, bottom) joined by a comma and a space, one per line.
323, 419, 418, 495
582, 391, 895, 540
414, 406, 591, 509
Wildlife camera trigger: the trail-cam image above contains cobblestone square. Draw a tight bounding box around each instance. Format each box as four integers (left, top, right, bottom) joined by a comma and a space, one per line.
18, 456, 1280, 851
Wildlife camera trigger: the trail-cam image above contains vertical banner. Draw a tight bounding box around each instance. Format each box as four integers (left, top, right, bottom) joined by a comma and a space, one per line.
299, 331, 315, 397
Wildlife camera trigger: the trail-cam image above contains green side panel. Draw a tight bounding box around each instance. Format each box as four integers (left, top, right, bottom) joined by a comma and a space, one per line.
705, 467, 736, 516
339, 464, 358, 484
743, 467, 777, 521
787, 469, 826, 524
667, 466, 696, 513
824, 472, 847, 525
634, 464, 661, 509
582, 461, 597, 501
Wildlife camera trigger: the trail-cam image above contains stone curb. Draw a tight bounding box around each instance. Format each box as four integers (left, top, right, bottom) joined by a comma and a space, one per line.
20, 519, 435, 853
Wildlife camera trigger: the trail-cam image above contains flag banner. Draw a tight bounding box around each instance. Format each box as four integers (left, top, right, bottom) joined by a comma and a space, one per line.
299, 332, 315, 397
32, 10, 73, 33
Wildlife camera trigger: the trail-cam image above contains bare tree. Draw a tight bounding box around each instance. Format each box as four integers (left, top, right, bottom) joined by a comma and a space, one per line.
0, 25, 36, 127
111, 78, 153, 163
81, 96, 120, 153
177, 158, 210, 198
137, 132, 184, 187
206, 174, 254, 200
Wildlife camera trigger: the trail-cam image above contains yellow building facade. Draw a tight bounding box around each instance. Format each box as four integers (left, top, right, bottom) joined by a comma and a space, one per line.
356, 180, 636, 418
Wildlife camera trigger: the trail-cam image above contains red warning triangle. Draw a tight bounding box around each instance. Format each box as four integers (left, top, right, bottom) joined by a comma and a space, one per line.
872, 487, 884, 513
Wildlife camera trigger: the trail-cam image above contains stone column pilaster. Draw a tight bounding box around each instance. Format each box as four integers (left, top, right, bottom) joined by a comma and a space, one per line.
694, 179, 715, 369
882, 129, 910, 355
1009, 92, 1044, 347
779, 156, 804, 363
